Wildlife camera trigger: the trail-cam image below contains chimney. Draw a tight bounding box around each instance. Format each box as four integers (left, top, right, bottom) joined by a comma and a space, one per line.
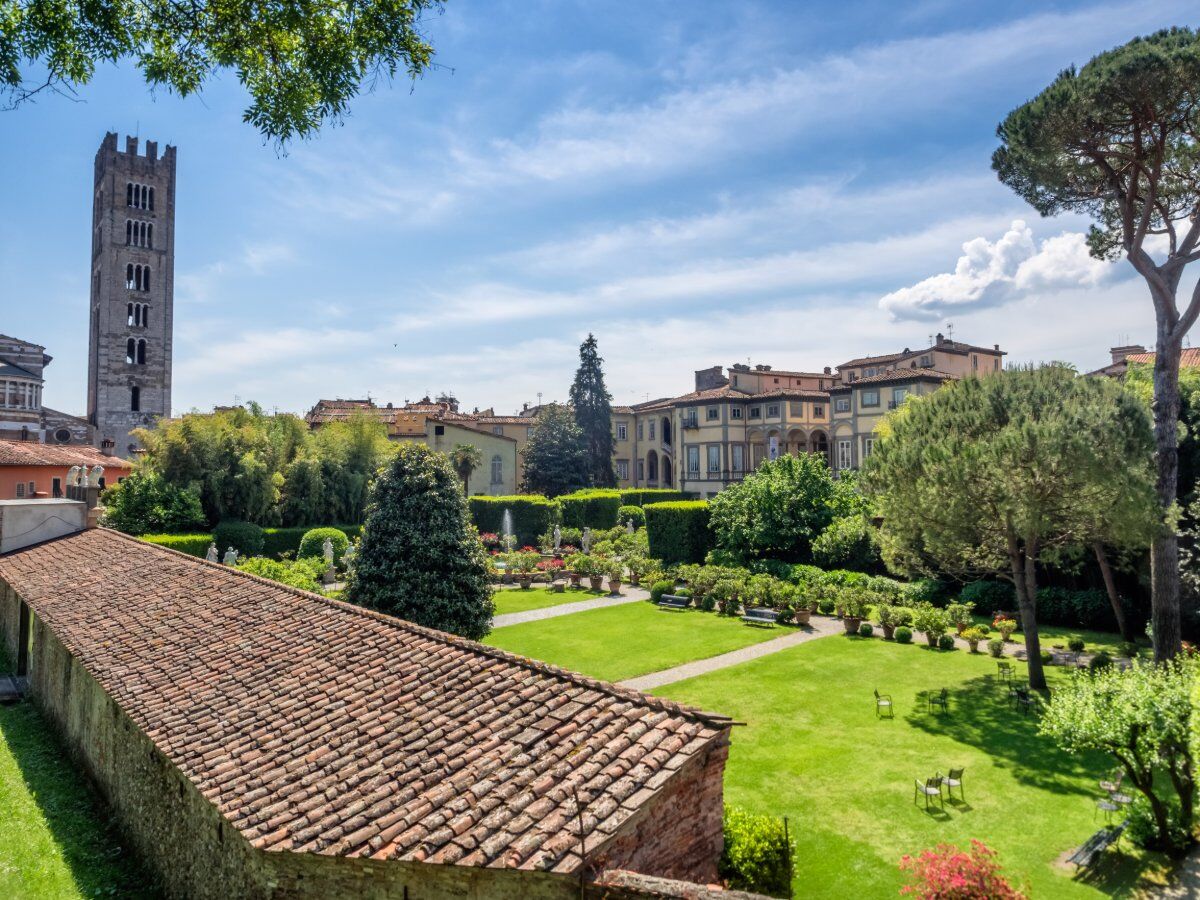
994, 344, 1000, 351
935, 332, 945, 345
0, 500, 88, 554
100, 438, 115, 457
823, 366, 831, 375
1110, 344, 1146, 365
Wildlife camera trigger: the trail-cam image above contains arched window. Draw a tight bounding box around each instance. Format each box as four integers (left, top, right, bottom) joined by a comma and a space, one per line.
146, 223, 153, 249
126, 338, 136, 364
143, 266, 150, 292
142, 305, 149, 328
126, 183, 133, 206
130, 386, 140, 411
125, 220, 132, 245
490, 454, 503, 485
127, 302, 134, 326
136, 340, 146, 365
149, 187, 155, 211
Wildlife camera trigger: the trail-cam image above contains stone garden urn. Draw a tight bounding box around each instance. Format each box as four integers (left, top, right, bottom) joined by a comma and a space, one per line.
589, 575, 605, 592
794, 607, 811, 626
881, 624, 896, 641
569, 572, 582, 587
607, 578, 622, 595
517, 574, 533, 590
842, 616, 863, 635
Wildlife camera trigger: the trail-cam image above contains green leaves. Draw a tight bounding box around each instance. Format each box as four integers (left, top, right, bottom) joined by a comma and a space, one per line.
2, 0, 441, 142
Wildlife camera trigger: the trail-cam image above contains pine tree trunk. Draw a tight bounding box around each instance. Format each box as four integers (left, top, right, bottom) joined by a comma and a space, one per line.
1151, 335, 1183, 662
1009, 541, 1045, 690
1093, 543, 1131, 641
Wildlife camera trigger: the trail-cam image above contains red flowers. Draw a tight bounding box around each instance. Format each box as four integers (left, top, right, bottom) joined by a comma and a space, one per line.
899, 841, 1024, 899
536, 558, 566, 572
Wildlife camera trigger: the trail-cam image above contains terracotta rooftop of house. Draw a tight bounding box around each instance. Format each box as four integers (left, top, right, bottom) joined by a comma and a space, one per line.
473, 415, 533, 425
1123, 347, 1200, 367
0, 440, 128, 468
837, 338, 1003, 370
748, 388, 831, 401
830, 367, 957, 389
0, 529, 729, 872
305, 400, 396, 425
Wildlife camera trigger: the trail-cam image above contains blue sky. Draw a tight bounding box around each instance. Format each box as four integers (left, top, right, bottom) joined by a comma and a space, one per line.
3, 0, 1198, 417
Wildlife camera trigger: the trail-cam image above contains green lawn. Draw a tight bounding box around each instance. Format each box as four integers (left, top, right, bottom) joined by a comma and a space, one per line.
656, 636, 1169, 899
485, 602, 785, 682
0, 700, 157, 898
492, 586, 607, 616
968, 615, 1146, 657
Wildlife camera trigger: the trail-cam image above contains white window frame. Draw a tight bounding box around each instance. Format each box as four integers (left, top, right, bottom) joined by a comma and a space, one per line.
731, 444, 745, 473
686, 445, 700, 474
835, 397, 850, 412
707, 444, 721, 473
731, 407, 743, 419
836, 439, 853, 470
616, 422, 628, 441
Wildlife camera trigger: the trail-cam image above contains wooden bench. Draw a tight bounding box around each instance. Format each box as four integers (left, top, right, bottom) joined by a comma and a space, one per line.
741, 607, 778, 627
1067, 824, 1124, 870
657, 594, 691, 610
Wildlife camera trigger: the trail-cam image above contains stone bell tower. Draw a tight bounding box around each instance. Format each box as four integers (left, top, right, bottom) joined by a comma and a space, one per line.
86, 133, 176, 456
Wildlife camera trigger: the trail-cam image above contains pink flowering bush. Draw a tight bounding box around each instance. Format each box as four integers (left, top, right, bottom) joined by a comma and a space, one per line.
899, 841, 1025, 899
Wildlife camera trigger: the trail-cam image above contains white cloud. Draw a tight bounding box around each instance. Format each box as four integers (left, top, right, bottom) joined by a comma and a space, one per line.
879, 221, 1115, 321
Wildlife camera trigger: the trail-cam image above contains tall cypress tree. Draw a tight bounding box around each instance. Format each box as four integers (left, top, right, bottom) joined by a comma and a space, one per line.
569, 333, 616, 487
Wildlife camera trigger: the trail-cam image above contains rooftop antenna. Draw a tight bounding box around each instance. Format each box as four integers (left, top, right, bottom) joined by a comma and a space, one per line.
928, 333, 934, 347
537, 392, 543, 408
946, 322, 955, 341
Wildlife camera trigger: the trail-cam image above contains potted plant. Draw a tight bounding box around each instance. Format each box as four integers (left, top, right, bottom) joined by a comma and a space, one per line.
875, 602, 905, 641
709, 578, 743, 617
961, 625, 988, 653
946, 601, 975, 635
790, 584, 811, 626
993, 615, 1018, 642
605, 558, 625, 595
509, 551, 540, 589
913, 604, 951, 648
841, 590, 870, 635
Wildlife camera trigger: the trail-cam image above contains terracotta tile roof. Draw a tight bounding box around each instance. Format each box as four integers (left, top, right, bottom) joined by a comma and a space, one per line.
0, 529, 728, 871
305, 400, 395, 425
731, 367, 830, 380
837, 340, 1003, 370
749, 388, 830, 401
838, 367, 957, 387
0, 440, 130, 468
835, 350, 910, 369
1124, 348, 1200, 367
611, 406, 635, 415
474, 416, 534, 425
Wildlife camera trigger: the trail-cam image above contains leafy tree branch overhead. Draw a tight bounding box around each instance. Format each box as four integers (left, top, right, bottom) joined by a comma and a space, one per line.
0, 0, 443, 142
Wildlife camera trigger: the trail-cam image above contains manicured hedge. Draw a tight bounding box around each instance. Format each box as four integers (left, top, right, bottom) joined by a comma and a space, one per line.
645, 500, 713, 564
619, 489, 689, 506
468, 496, 559, 547
558, 490, 623, 529
140, 533, 212, 557
141, 525, 361, 560
618, 504, 646, 528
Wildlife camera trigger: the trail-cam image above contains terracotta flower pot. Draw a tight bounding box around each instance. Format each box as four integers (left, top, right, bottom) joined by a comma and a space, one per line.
955, 622, 967, 635
794, 608, 812, 626
608, 579, 622, 595
589, 575, 604, 591
569, 573, 581, 587
629, 572, 640, 586
882, 624, 896, 641
843, 615, 862, 635
925, 631, 940, 647
517, 575, 533, 589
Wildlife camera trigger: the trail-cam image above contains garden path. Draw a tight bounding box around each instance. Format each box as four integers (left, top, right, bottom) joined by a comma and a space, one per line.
618, 615, 843, 691
491, 586, 649, 628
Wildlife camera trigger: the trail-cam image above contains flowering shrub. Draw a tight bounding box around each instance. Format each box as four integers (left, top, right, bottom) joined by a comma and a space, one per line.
479, 532, 501, 549
899, 841, 1025, 899
536, 558, 565, 573
993, 616, 1017, 640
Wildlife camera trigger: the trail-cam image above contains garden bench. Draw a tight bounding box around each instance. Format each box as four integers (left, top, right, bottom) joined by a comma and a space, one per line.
741, 607, 778, 627
1067, 824, 1124, 870
657, 594, 691, 610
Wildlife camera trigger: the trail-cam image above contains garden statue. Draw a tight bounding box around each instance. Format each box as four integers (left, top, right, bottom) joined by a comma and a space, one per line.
222, 546, 238, 566
582, 527, 592, 554
626, 518, 635, 535
67, 466, 81, 487
553, 525, 562, 552
87, 465, 104, 487
322, 537, 335, 566
206, 543, 219, 563
343, 543, 356, 570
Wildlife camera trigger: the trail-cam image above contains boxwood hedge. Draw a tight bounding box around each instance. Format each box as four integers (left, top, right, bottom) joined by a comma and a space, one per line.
645, 500, 713, 564
468, 495, 559, 547
558, 490, 623, 529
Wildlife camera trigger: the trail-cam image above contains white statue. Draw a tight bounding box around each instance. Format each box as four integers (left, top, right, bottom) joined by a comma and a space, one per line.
553, 525, 562, 551
206, 543, 219, 563
582, 527, 592, 554
626, 519, 635, 535
323, 537, 335, 566
87, 465, 104, 487
222, 546, 238, 566
67, 466, 81, 488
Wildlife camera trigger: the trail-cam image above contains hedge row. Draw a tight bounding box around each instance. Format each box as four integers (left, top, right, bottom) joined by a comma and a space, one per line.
962, 580, 1127, 632
142, 525, 361, 560
645, 500, 713, 564
559, 490, 623, 530
468, 496, 558, 547
619, 489, 689, 506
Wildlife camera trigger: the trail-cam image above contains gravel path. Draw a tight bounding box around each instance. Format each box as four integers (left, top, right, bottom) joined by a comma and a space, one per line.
618, 614, 844, 691
491, 586, 650, 628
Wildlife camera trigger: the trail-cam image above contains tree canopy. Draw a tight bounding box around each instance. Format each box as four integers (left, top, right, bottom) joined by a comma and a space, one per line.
708, 452, 856, 564
862, 366, 1156, 689
1, 0, 442, 142
993, 27, 1200, 660
569, 334, 617, 488
520, 404, 589, 498
346, 442, 494, 640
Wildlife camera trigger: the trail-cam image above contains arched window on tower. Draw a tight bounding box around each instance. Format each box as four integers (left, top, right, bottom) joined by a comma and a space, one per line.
126, 263, 135, 289
127, 303, 134, 326
127, 183, 133, 206
149, 187, 155, 211
130, 386, 141, 411
146, 223, 153, 249
143, 267, 151, 292
141, 305, 149, 328
126, 220, 132, 245
136, 340, 146, 365
126, 338, 136, 364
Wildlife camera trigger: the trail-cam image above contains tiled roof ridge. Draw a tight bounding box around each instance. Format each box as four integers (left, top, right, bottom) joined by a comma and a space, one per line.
99, 528, 730, 728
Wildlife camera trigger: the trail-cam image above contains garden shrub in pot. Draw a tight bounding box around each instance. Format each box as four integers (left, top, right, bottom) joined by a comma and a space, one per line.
961, 626, 988, 653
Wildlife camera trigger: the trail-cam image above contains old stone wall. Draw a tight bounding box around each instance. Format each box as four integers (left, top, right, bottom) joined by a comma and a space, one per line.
589, 733, 729, 885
